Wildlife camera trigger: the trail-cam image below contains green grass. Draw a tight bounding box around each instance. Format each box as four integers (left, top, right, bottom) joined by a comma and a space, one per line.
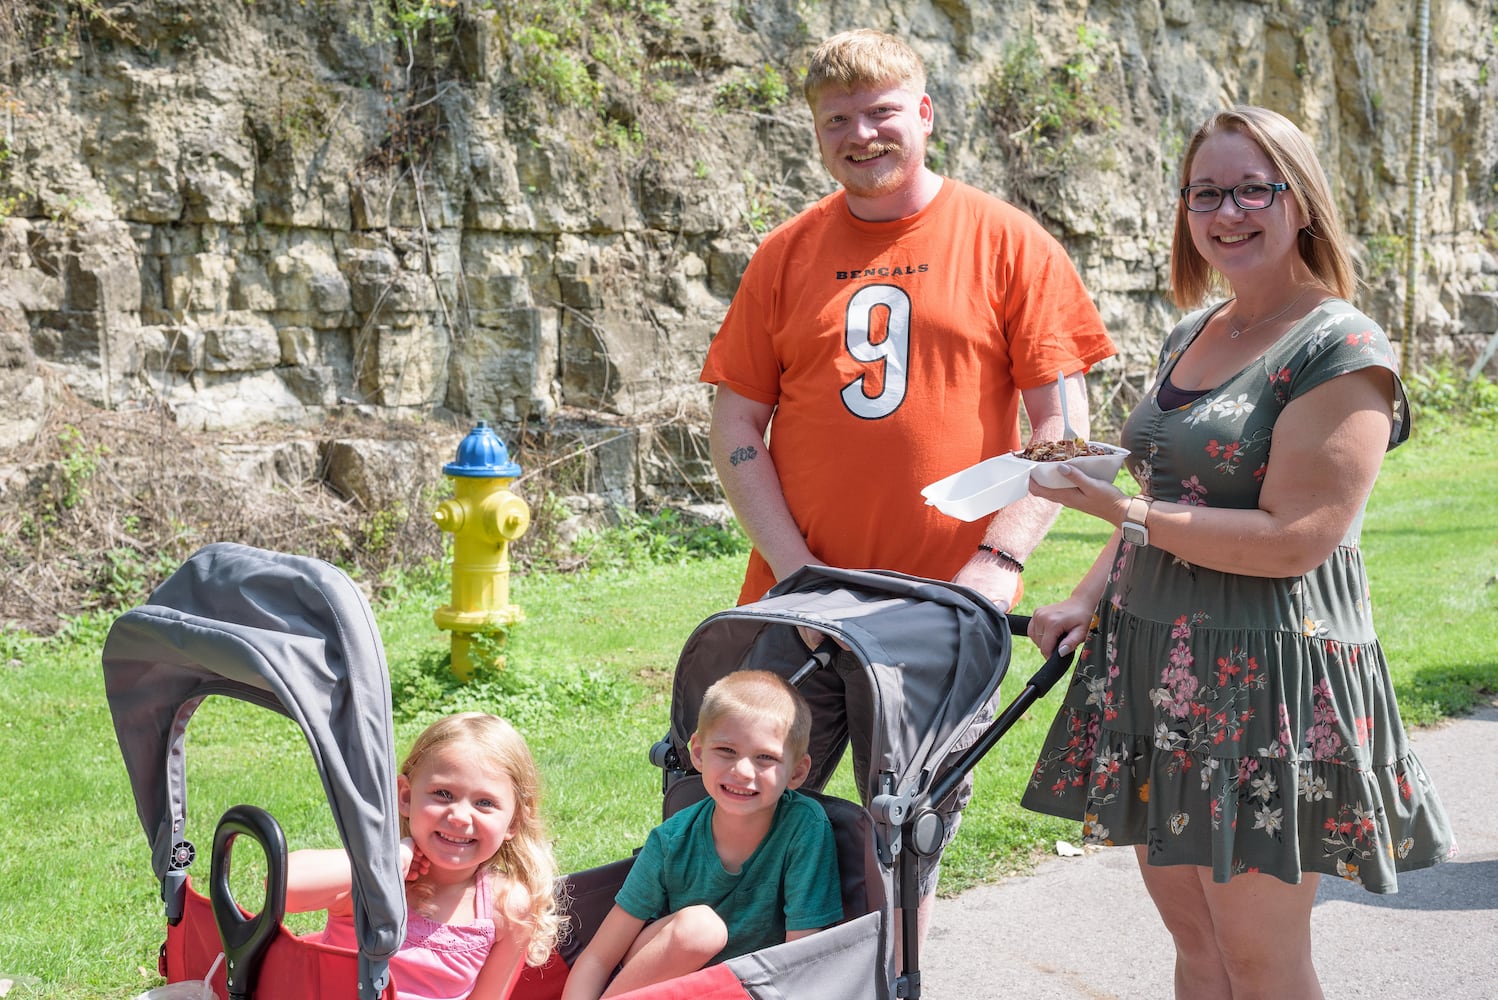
1, 421, 1494, 998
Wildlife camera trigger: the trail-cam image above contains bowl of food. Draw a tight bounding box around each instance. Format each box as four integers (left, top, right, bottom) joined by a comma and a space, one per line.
1020, 439, 1129, 488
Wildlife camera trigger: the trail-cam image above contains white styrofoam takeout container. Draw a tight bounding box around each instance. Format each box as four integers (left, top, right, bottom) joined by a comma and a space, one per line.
921, 442, 1129, 521
921, 454, 1033, 521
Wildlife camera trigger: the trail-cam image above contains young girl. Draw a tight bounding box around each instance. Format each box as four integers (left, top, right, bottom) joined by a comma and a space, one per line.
288, 713, 564, 1000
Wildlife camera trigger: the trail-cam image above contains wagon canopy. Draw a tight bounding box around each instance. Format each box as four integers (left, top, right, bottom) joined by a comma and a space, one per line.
666, 566, 1013, 806
101, 542, 404, 998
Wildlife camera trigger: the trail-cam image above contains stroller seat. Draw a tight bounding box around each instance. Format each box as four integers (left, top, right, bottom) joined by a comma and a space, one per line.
640, 565, 1074, 999
556, 783, 887, 1000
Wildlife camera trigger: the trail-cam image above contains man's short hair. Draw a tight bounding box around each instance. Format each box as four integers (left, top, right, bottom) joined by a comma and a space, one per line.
804, 29, 927, 107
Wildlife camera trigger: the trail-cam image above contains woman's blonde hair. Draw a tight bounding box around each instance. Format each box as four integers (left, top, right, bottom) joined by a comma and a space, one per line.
400, 713, 564, 966
1169, 105, 1357, 308
696, 670, 812, 762
803, 29, 926, 107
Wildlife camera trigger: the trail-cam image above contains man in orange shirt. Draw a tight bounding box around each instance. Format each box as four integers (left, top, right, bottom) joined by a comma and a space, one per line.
700, 29, 1116, 945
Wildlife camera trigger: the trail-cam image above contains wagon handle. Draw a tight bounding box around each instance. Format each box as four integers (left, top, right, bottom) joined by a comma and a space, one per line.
210, 804, 288, 1000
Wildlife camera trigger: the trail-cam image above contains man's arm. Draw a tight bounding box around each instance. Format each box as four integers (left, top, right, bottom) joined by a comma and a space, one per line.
709, 385, 822, 582
951, 371, 1092, 608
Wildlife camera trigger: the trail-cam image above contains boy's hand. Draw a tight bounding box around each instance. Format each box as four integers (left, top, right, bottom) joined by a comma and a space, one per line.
400, 837, 431, 882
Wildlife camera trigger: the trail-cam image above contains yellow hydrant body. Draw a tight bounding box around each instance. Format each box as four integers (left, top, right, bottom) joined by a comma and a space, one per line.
432, 422, 529, 681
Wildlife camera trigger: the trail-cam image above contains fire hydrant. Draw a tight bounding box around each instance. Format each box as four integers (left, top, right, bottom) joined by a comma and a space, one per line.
432, 421, 529, 681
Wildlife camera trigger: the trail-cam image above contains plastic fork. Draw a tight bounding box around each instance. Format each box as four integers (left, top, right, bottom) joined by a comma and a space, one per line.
1056, 369, 1081, 442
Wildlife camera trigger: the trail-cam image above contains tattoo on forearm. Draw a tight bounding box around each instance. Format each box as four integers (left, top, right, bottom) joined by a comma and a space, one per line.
729, 445, 758, 467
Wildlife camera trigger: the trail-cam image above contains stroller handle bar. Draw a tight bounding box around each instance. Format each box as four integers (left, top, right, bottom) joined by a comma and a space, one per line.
922, 612, 1076, 823
893, 613, 1076, 1000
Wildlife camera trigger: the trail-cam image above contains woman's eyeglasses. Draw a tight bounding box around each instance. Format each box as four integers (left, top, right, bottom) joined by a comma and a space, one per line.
1179, 182, 1290, 213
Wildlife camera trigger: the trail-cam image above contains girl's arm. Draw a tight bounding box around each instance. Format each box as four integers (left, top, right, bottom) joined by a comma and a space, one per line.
466, 880, 538, 1000
285, 848, 354, 915
465, 923, 526, 999
287, 839, 422, 917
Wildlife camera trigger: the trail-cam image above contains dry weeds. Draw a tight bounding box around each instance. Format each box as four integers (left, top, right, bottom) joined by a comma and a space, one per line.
0, 386, 450, 634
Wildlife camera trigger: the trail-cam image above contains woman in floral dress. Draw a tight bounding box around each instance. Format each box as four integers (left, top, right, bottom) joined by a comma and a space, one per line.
1020, 106, 1454, 999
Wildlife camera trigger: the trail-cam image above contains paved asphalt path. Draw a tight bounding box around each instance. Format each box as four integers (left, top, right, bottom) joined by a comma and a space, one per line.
920, 699, 1497, 999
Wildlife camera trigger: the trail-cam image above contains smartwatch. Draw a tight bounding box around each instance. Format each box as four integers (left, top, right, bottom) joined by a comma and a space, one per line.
1122, 494, 1152, 546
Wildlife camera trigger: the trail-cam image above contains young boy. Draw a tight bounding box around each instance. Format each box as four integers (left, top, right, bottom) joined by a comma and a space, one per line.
561, 670, 844, 1000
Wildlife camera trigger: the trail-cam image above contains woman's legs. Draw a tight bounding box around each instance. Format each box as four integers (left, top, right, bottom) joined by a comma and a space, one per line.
1135, 847, 1324, 1000
1135, 848, 1232, 1000
1198, 866, 1323, 1000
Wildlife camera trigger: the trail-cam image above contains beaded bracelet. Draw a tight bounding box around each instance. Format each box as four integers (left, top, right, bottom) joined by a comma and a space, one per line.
976, 544, 1025, 572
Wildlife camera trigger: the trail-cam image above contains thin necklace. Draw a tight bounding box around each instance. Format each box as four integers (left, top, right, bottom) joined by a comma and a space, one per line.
1228, 287, 1310, 339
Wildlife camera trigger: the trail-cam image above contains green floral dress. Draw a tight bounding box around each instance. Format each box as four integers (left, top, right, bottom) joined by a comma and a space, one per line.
1021, 299, 1455, 891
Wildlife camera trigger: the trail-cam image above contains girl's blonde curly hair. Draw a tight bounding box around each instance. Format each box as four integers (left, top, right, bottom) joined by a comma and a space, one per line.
400, 712, 565, 967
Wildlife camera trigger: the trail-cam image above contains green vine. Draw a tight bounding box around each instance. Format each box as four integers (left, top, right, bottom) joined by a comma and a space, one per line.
714, 64, 789, 112
496, 0, 695, 151
983, 25, 1121, 211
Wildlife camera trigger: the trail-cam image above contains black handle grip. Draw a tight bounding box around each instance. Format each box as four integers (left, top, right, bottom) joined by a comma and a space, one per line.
1005, 613, 1076, 692
210, 804, 288, 1000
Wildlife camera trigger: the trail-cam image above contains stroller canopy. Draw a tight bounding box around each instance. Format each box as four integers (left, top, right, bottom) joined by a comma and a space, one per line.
666, 566, 1013, 808
101, 543, 405, 997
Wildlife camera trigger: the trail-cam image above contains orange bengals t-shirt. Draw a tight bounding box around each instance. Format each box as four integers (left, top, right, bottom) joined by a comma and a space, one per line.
701, 179, 1116, 605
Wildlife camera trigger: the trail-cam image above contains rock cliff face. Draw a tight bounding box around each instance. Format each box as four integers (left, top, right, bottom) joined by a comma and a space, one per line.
2, 0, 1496, 506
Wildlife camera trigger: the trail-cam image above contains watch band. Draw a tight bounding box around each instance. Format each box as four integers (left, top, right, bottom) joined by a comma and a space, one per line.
1123, 494, 1151, 546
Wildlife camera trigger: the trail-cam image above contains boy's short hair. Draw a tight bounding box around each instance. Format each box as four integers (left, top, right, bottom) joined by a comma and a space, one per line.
696, 670, 812, 762
803, 29, 926, 107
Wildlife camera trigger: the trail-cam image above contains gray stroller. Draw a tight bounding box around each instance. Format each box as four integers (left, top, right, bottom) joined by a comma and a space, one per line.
622, 564, 1075, 1000
103, 547, 1070, 999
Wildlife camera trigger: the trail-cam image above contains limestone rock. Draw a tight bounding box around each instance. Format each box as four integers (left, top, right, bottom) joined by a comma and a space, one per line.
0, 0, 1494, 510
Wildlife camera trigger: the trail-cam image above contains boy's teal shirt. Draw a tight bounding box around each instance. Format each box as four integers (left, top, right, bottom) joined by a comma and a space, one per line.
615, 788, 844, 963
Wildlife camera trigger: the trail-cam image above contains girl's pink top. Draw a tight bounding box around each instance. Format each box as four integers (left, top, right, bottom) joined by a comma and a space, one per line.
321, 873, 496, 1000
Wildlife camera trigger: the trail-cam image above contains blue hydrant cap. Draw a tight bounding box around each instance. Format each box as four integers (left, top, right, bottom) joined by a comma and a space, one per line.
444, 421, 522, 478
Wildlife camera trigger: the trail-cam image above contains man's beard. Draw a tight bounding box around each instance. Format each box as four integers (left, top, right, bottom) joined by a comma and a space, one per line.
832, 142, 909, 198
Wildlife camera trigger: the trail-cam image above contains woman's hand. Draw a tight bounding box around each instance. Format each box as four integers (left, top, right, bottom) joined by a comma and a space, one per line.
1027, 596, 1095, 659
1028, 465, 1128, 523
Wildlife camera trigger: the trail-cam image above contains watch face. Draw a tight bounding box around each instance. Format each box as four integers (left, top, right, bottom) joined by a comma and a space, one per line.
1123, 523, 1148, 546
